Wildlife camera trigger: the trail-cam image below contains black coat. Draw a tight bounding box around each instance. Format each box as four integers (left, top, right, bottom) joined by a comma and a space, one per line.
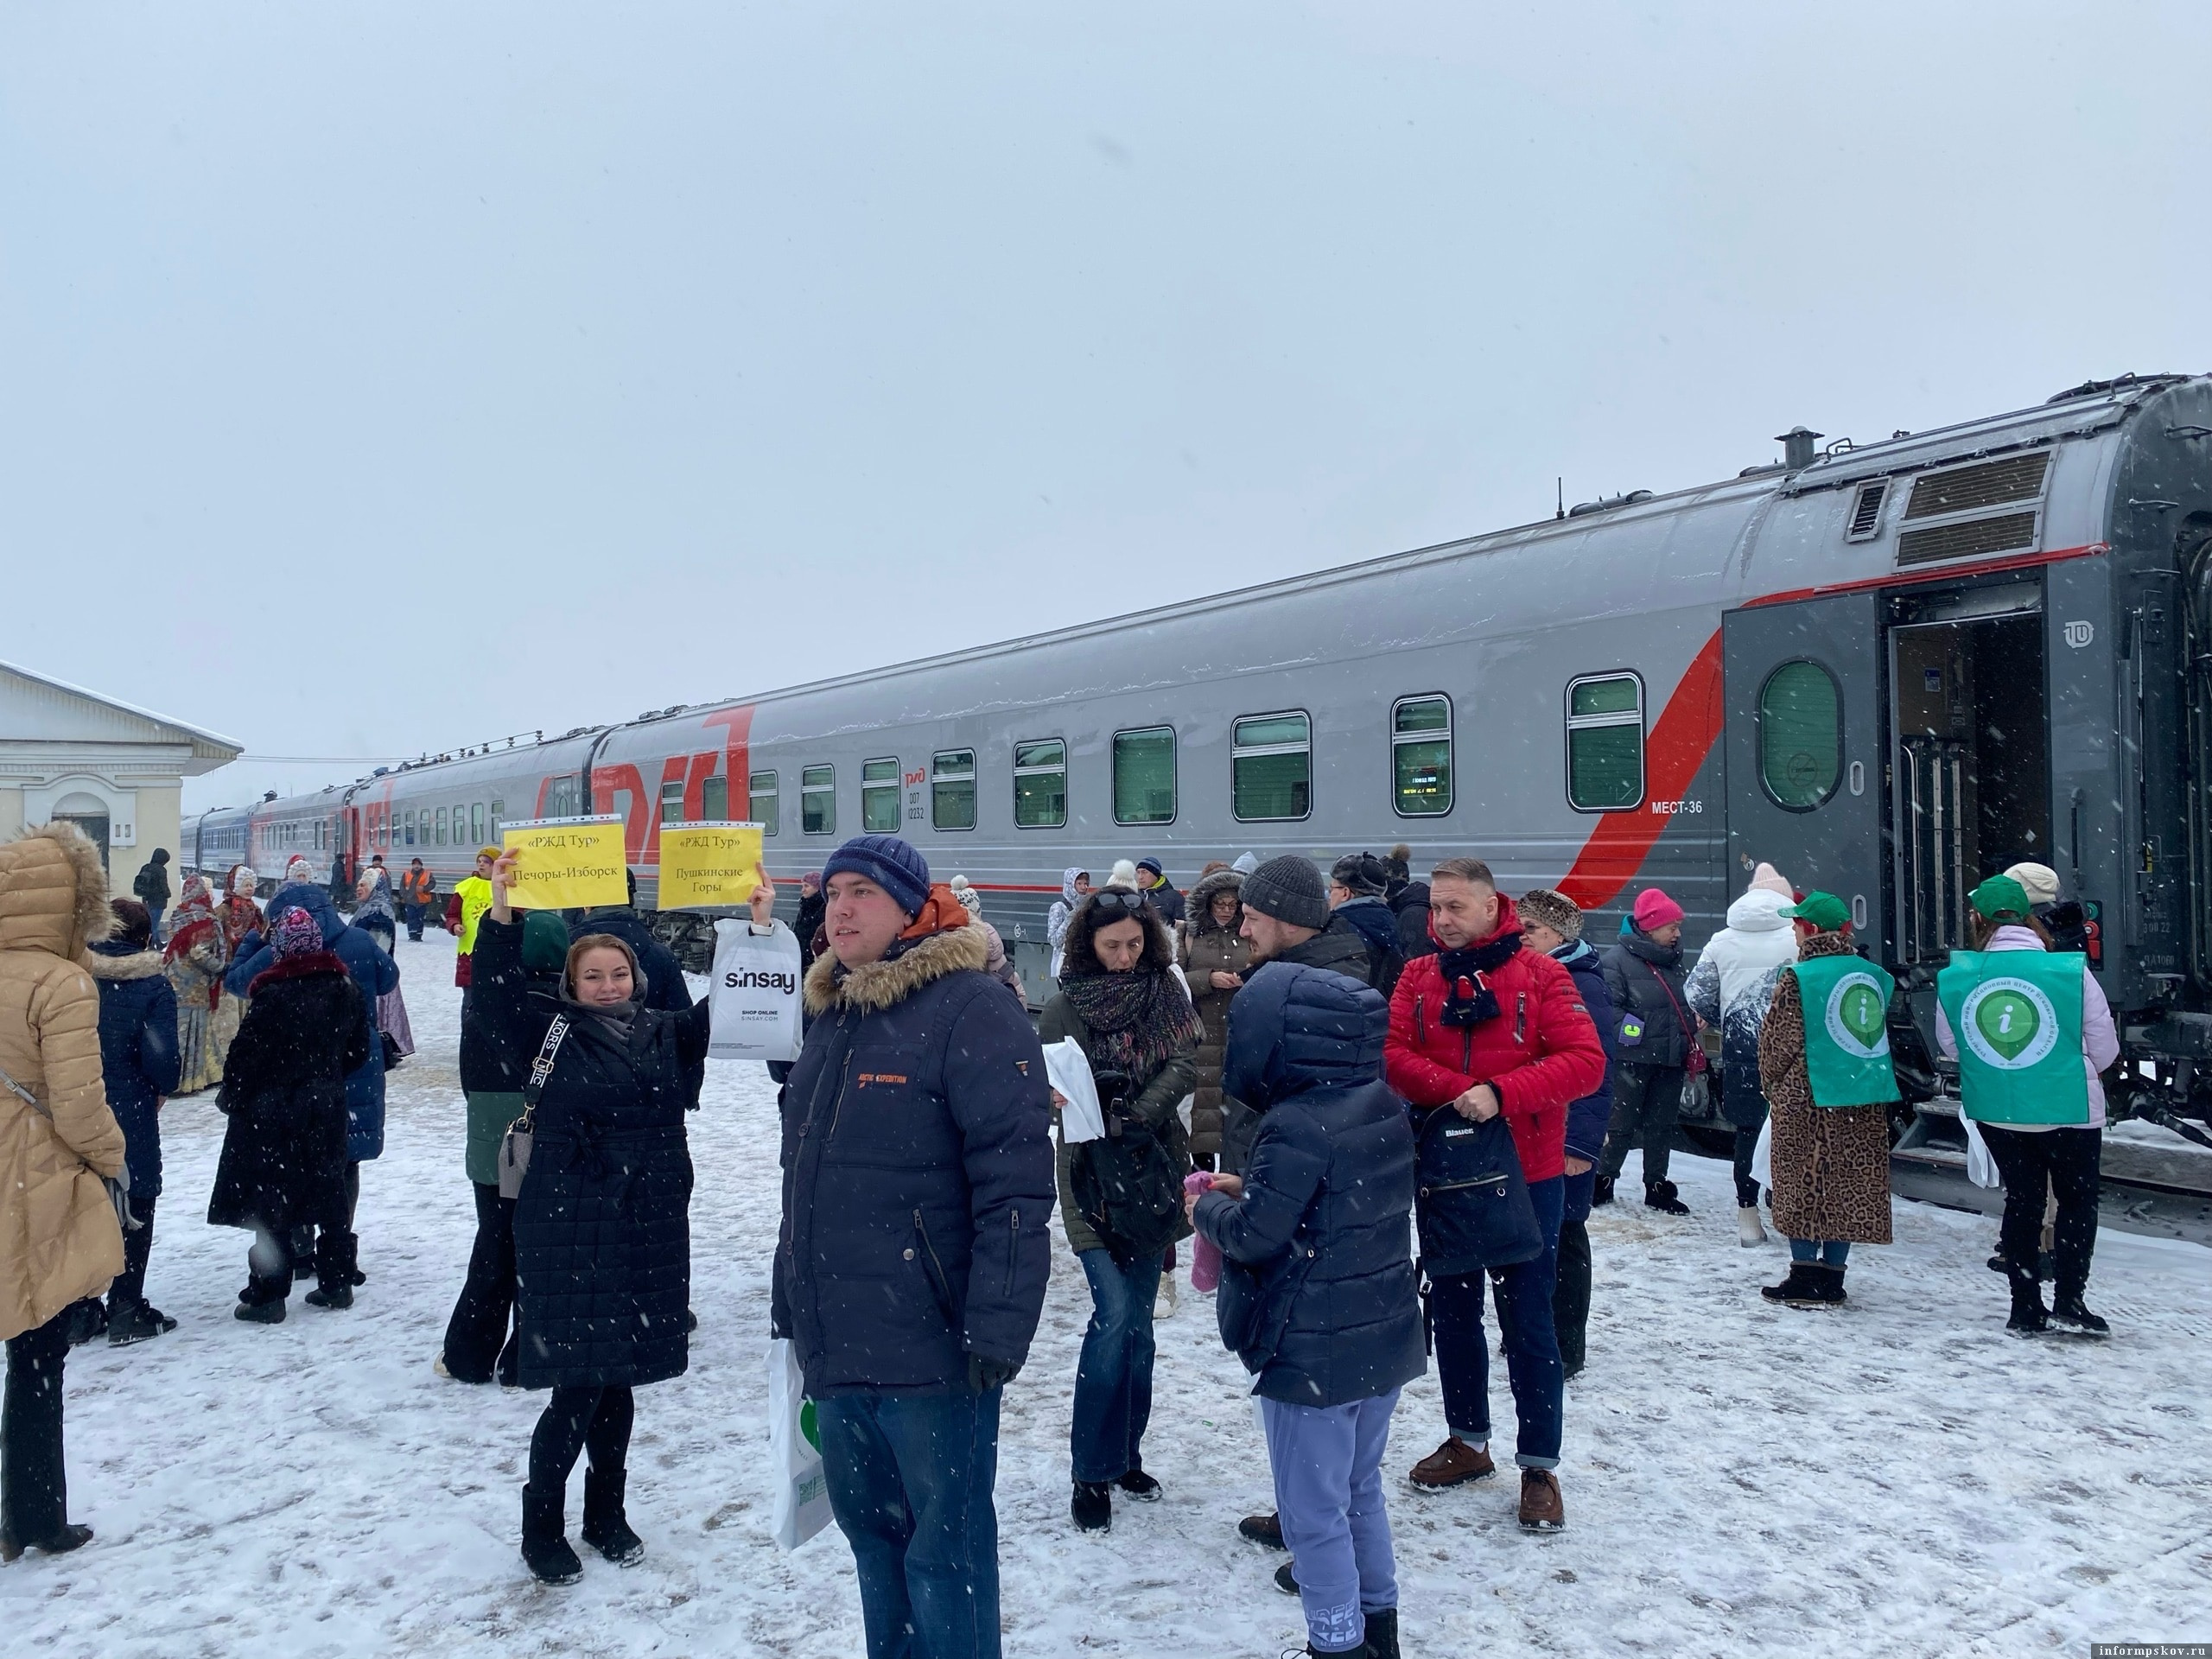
1390, 882, 1434, 962
1551, 939, 1620, 1163
573, 906, 702, 1106
1145, 880, 1186, 926
774, 922, 1054, 1395
1332, 897, 1406, 998
208, 954, 367, 1235
1221, 914, 1380, 1173
1602, 928, 1693, 1071
794, 888, 828, 968
474, 916, 707, 1391
1192, 962, 1425, 1408
87, 943, 181, 1204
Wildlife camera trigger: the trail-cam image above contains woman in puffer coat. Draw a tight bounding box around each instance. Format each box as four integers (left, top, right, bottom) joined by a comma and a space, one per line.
478, 853, 714, 1586
1179, 866, 1250, 1169
1190, 961, 1423, 1659
0, 823, 127, 1560
1038, 887, 1197, 1535
86, 899, 182, 1346
1683, 864, 1799, 1244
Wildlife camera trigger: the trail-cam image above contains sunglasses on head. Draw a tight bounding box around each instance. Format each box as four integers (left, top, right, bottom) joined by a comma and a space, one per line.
1090, 888, 1147, 917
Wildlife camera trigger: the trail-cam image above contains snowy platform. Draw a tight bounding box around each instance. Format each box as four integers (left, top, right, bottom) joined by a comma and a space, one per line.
10, 936, 2209, 1657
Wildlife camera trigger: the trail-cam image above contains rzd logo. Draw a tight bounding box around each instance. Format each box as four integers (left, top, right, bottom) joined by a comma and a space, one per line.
2063, 620, 2094, 650
1822, 972, 1891, 1059
1961, 978, 2060, 1070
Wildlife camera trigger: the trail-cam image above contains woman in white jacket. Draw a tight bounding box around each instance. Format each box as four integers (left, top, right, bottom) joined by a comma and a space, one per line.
1684, 864, 1800, 1244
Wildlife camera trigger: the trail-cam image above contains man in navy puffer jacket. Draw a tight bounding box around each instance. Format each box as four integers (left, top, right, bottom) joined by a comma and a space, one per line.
86, 900, 182, 1344
1192, 961, 1422, 1659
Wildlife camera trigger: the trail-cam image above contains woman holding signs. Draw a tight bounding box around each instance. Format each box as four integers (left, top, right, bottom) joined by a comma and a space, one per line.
1753, 893, 1901, 1309
1936, 875, 2119, 1338
475, 848, 770, 1585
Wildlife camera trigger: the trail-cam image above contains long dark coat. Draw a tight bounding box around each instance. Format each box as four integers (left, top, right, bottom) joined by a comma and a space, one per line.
1180, 868, 1250, 1164
87, 942, 181, 1204
208, 954, 366, 1235
474, 916, 707, 1391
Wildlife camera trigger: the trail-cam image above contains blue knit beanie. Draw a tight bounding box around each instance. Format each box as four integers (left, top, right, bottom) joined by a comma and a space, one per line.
823, 834, 931, 918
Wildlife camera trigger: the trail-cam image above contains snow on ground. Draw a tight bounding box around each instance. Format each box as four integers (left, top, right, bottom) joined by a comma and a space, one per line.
10, 934, 2210, 1657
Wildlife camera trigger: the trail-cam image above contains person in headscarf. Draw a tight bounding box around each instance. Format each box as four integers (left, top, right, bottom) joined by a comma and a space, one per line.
1047, 867, 1092, 981
209, 865, 262, 1056
162, 875, 228, 1096
352, 867, 415, 1064
948, 876, 1025, 997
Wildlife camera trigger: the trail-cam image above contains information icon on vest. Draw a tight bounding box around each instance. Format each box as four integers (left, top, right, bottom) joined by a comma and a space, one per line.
1959, 978, 2061, 1072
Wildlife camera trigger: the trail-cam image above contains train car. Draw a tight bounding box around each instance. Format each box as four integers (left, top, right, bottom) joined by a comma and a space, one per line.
195, 372, 2212, 1168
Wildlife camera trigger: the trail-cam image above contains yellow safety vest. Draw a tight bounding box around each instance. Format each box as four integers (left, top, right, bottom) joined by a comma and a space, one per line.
455, 875, 494, 956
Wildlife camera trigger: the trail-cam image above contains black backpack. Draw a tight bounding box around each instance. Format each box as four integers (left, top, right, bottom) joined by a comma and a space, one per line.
1410, 1107, 1543, 1278
1066, 1068, 1185, 1267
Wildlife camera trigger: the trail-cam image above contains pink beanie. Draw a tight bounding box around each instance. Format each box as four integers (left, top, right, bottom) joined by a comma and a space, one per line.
1748, 862, 1793, 898
1631, 888, 1685, 931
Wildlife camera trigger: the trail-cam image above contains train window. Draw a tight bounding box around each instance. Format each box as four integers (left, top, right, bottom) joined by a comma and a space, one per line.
660, 780, 685, 826
802, 766, 836, 835
932, 751, 976, 831
699, 774, 728, 822
1566, 674, 1645, 811
1232, 712, 1311, 822
490, 800, 504, 842
471, 804, 486, 845
403, 810, 414, 848
861, 758, 901, 833
1014, 739, 1067, 829
1392, 696, 1453, 817
1759, 660, 1841, 811
1113, 727, 1177, 825
747, 771, 776, 834
544, 774, 584, 819
436, 806, 448, 846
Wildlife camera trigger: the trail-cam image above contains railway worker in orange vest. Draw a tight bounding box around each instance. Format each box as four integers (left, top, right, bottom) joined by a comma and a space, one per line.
400, 860, 436, 942
445, 849, 499, 992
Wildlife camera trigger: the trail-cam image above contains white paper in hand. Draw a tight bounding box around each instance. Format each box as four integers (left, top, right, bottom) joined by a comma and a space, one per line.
1044, 1038, 1105, 1143
709, 920, 804, 1064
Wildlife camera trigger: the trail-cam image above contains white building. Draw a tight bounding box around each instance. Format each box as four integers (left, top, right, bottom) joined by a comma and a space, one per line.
0, 659, 243, 898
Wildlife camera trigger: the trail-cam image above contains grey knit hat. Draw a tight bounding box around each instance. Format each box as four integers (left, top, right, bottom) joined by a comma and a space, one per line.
1241, 855, 1331, 931
1516, 886, 1584, 942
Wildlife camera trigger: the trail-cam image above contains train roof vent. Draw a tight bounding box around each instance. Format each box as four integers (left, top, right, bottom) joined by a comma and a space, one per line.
1846, 481, 1888, 542
1567, 489, 1654, 518
1903, 453, 2049, 519
1896, 512, 2038, 568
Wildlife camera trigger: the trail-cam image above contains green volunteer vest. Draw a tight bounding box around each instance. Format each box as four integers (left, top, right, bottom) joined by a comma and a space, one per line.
1788, 956, 1903, 1108
1936, 950, 2091, 1126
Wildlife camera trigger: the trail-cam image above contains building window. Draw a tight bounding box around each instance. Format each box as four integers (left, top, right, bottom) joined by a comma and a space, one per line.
1567, 673, 1645, 810
702, 773, 729, 822
1014, 739, 1067, 829
1760, 660, 1842, 810
660, 779, 685, 825
932, 750, 976, 830
1232, 711, 1311, 822
1392, 696, 1453, 817
861, 758, 901, 833
802, 766, 836, 835
747, 770, 776, 834
1113, 727, 1177, 825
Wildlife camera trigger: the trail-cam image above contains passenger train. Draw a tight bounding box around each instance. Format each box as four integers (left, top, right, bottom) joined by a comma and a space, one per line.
188, 372, 2212, 1159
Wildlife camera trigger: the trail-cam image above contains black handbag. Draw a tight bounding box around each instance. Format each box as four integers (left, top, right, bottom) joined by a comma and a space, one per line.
1412, 1106, 1543, 1277
1067, 1068, 1185, 1268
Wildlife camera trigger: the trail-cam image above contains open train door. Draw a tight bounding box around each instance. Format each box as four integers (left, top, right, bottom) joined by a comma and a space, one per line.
1721, 593, 1886, 944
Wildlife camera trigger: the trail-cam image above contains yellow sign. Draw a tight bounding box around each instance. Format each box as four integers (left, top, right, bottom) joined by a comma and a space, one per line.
501, 816, 629, 910
658, 823, 764, 910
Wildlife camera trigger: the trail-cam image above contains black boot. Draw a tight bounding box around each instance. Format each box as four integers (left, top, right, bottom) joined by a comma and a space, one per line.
581, 1468, 645, 1565
520, 1482, 583, 1584
2049, 1287, 2110, 1337
235, 1271, 289, 1323
62, 1299, 109, 1346
1643, 1179, 1689, 1216
2005, 1268, 2049, 1337
1238, 1510, 1287, 1549
1591, 1174, 1616, 1207
1761, 1264, 1822, 1305
307, 1230, 356, 1309
1363, 1605, 1402, 1659
1071, 1480, 1111, 1533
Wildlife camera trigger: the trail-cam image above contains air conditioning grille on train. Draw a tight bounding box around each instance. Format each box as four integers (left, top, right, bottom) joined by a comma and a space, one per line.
1895, 511, 2038, 568
1902, 452, 2050, 519
1847, 481, 1888, 541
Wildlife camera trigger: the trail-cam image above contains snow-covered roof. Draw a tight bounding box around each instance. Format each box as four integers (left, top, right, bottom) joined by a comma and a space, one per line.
0, 658, 245, 772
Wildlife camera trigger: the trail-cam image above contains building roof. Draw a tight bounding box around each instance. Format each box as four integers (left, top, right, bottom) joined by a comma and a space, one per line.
0, 658, 245, 774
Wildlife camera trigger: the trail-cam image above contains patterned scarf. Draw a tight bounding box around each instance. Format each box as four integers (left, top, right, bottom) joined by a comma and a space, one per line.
272, 907, 325, 960
163, 877, 219, 967
1434, 926, 1523, 1027
1058, 967, 1198, 1095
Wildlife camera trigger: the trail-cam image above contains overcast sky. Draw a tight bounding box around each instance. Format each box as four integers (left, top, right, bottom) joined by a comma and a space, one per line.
4, 3, 2206, 813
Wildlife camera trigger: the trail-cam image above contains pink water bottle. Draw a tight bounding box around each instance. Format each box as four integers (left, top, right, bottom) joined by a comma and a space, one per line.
1185, 1172, 1222, 1292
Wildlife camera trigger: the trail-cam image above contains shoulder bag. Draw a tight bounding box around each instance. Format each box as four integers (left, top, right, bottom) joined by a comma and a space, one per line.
499, 1014, 569, 1200
1066, 1065, 1185, 1267
1411, 1105, 1541, 1276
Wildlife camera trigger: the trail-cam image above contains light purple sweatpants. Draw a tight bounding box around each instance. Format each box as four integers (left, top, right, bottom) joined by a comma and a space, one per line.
1260, 1387, 1402, 1656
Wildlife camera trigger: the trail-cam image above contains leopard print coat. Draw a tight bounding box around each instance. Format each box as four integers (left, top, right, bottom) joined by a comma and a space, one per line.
1755, 931, 1893, 1245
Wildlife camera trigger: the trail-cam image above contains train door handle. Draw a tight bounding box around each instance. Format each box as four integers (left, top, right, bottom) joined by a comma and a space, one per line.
1848, 761, 1866, 797
1851, 893, 1868, 929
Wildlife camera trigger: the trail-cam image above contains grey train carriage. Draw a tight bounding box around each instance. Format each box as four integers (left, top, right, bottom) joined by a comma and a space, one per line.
188, 371, 2212, 1173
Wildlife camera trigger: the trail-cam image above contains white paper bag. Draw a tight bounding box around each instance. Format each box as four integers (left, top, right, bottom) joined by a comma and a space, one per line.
767, 1338, 833, 1550
1960, 1110, 2001, 1188
1750, 1114, 1773, 1191
709, 920, 804, 1064
1044, 1038, 1105, 1143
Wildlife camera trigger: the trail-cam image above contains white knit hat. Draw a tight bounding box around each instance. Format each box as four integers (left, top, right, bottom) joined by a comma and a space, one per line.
1107, 858, 1140, 890
2003, 861, 2061, 906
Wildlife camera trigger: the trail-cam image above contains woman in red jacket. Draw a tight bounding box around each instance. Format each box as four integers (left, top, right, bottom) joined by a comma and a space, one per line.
1383, 858, 1605, 1532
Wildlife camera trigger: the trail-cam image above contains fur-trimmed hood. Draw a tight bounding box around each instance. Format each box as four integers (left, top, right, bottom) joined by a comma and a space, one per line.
804, 924, 990, 1015
0, 823, 118, 962
1188, 867, 1245, 935
86, 942, 168, 981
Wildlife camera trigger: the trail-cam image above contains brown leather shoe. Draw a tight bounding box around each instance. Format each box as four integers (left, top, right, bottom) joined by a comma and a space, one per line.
1518, 1468, 1566, 1531
1408, 1437, 1496, 1489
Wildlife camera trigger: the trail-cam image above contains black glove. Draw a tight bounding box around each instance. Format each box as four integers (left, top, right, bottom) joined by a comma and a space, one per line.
967, 1352, 1020, 1394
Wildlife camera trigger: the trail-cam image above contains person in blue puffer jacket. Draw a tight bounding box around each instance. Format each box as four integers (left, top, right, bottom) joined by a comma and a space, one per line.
1190, 960, 1423, 1659
85, 899, 182, 1346
226, 880, 397, 1291
1515, 888, 1619, 1381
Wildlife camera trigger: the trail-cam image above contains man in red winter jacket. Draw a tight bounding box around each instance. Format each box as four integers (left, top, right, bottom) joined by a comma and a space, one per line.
1384, 857, 1605, 1533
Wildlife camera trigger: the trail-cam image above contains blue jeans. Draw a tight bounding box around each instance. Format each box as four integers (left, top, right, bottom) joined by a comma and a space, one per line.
1071, 1249, 1160, 1483
146, 904, 165, 944
815, 1386, 1004, 1659
1262, 1389, 1401, 1656
1788, 1238, 1851, 1267
1431, 1173, 1566, 1467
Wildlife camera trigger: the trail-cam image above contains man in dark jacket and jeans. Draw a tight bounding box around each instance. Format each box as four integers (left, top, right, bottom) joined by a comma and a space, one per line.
131, 849, 172, 943
775, 834, 1053, 1659
1598, 888, 1697, 1215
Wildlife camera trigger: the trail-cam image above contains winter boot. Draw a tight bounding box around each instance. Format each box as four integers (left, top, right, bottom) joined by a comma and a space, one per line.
107, 1303, 177, 1346
1643, 1179, 1690, 1216
1517, 1468, 1566, 1531
1737, 1207, 1767, 1247
2005, 1268, 2050, 1337
2049, 1290, 2110, 1338
1815, 1264, 1849, 1306
1154, 1276, 1178, 1321
1408, 1436, 1496, 1489
1363, 1607, 1402, 1659
1115, 1467, 1162, 1503
1590, 1174, 1616, 1208
235, 1271, 289, 1324
1305, 1640, 1373, 1658
1071, 1481, 1112, 1533
0, 1523, 93, 1563
1275, 1560, 1300, 1596
308, 1231, 357, 1308
520, 1482, 583, 1585
62, 1299, 108, 1347
1239, 1510, 1287, 1549
1761, 1263, 1822, 1306
581, 1468, 645, 1565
